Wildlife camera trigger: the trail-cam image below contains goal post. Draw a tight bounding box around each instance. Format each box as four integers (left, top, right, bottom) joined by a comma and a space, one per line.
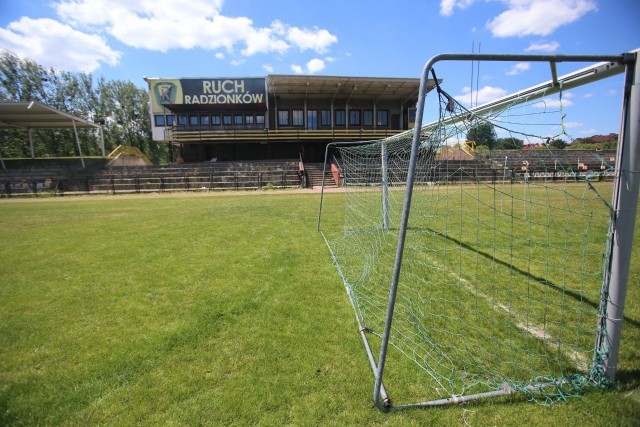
596, 52, 640, 381
318, 50, 639, 410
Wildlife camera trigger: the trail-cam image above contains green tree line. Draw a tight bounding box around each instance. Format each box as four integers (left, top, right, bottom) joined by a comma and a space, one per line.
465, 122, 524, 150
0, 50, 169, 164
464, 121, 614, 151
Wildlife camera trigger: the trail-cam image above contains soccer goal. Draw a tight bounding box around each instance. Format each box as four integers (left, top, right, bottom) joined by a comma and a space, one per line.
318, 50, 639, 410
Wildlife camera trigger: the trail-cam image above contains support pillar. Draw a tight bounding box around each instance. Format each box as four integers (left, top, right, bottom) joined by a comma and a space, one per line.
72, 120, 85, 168
28, 128, 35, 158
381, 142, 390, 231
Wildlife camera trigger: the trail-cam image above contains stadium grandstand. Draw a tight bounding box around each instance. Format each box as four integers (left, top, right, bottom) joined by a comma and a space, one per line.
144, 74, 433, 163
0, 74, 619, 196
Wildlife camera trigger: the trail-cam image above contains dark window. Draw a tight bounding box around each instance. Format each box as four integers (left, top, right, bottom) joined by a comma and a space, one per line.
166, 115, 175, 126
363, 110, 373, 126
200, 114, 210, 126
307, 110, 318, 130
154, 114, 165, 127
292, 109, 304, 127
321, 109, 331, 126
178, 115, 187, 125
234, 114, 243, 125
278, 110, 289, 126
349, 110, 361, 126
223, 114, 232, 125
335, 109, 346, 126
189, 115, 198, 126
377, 110, 389, 126
211, 114, 221, 125
256, 114, 265, 125
245, 114, 254, 125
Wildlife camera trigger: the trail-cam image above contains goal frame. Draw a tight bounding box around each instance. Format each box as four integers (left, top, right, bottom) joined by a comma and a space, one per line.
319, 50, 639, 411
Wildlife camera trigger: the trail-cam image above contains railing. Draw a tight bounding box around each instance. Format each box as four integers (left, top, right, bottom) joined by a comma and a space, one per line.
330, 155, 343, 186
298, 153, 309, 188
0, 170, 303, 197
164, 127, 404, 143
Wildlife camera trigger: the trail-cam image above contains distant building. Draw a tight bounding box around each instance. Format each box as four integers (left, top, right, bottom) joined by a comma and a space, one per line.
145, 75, 437, 162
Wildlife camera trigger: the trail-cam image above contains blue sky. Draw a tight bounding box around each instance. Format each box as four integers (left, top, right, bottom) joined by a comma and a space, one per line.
0, 0, 638, 138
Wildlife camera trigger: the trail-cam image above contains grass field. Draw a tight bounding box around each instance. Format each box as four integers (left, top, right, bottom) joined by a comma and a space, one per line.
1, 189, 639, 425
323, 182, 633, 408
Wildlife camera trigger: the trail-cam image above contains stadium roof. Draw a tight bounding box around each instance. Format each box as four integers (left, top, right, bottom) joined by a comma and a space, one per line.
0, 102, 104, 168
0, 101, 101, 130
266, 74, 437, 102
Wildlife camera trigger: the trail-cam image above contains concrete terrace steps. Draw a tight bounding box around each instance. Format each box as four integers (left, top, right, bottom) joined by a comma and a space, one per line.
0, 159, 304, 196
304, 163, 338, 189
95, 160, 300, 176
488, 150, 617, 171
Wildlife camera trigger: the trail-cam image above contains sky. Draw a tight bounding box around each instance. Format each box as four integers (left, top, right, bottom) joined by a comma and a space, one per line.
0, 0, 638, 139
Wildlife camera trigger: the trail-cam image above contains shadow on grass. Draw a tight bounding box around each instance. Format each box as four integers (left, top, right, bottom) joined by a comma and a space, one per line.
616, 369, 640, 391
409, 226, 640, 330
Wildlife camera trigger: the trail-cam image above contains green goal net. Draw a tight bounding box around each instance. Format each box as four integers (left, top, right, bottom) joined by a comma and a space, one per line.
318, 53, 638, 410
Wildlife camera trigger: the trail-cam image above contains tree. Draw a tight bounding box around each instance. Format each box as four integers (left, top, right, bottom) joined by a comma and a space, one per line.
466, 122, 498, 151
0, 49, 167, 163
495, 137, 524, 149
99, 80, 150, 152
0, 50, 53, 102
548, 138, 567, 149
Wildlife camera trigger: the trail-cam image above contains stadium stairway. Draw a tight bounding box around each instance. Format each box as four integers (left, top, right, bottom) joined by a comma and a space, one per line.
304, 163, 338, 189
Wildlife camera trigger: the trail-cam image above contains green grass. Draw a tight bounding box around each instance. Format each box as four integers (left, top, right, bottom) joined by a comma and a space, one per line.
326, 182, 620, 404
0, 190, 638, 425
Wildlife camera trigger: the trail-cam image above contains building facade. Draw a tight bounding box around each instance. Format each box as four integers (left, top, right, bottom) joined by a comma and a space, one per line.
145, 75, 435, 162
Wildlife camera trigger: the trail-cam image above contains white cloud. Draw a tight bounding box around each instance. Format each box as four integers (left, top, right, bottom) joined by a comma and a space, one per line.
263, 64, 274, 73
580, 128, 596, 134
525, 40, 560, 52
291, 58, 326, 75
533, 92, 574, 108
583, 93, 593, 98
563, 121, 582, 128
440, 0, 476, 16
240, 22, 290, 56
287, 27, 337, 54
487, 0, 597, 37
506, 62, 530, 76
306, 58, 326, 74
457, 86, 509, 106
605, 89, 617, 96
0, 17, 121, 72
55, 0, 225, 27
0, 0, 337, 72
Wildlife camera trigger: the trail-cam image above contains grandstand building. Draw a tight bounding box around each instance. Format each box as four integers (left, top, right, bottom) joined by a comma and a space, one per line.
144, 75, 435, 162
